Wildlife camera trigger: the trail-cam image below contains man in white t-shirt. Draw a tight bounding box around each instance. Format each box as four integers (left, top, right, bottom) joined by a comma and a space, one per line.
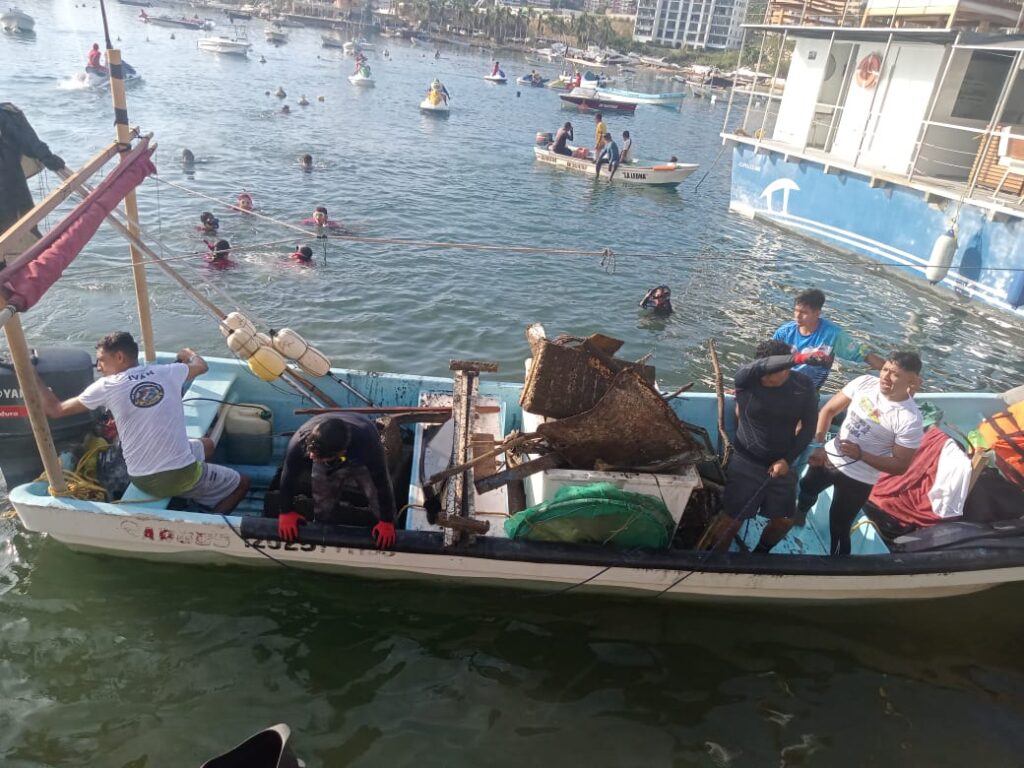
38, 331, 249, 512
796, 351, 924, 555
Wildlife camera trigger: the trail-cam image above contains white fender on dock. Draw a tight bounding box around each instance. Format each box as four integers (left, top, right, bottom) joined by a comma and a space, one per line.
926, 228, 957, 284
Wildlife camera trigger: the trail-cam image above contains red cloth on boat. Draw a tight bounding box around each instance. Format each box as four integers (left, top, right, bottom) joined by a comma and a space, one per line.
0, 142, 157, 312
867, 427, 949, 528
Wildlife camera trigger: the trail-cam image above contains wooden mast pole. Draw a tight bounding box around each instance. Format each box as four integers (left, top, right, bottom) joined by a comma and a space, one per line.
0, 296, 68, 495
102, 0, 155, 362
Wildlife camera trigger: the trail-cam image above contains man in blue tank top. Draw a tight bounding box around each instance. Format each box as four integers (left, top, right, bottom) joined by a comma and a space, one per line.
773, 288, 884, 391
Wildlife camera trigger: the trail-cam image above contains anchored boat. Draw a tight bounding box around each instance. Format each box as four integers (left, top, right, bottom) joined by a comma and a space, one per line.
198, 27, 251, 56
533, 146, 698, 187
1, 7, 34, 34
559, 88, 637, 114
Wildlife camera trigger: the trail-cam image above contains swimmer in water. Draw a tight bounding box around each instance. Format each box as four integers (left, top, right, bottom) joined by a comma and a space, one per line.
640, 285, 673, 315
199, 211, 219, 234
300, 154, 313, 171
275, 85, 286, 98
302, 205, 344, 232
237, 192, 254, 212
291, 245, 314, 263
181, 148, 195, 166
205, 238, 234, 267
281, 104, 291, 114
298, 95, 309, 106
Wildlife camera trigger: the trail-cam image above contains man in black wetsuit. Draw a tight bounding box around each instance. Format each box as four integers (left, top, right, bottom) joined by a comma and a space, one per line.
0, 103, 65, 266
713, 339, 828, 553
275, 413, 397, 549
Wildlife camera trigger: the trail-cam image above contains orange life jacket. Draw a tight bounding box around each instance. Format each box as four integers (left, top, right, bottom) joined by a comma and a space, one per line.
977, 401, 1024, 490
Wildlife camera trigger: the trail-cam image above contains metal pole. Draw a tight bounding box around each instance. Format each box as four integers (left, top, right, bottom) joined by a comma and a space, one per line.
966, 50, 1022, 200
0, 297, 67, 495
740, 28, 768, 130
906, 37, 958, 181
804, 30, 836, 151
758, 30, 788, 141
852, 32, 895, 168
104, 24, 155, 362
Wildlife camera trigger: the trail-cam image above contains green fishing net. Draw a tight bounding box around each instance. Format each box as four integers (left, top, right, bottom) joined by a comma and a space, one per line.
504, 482, 675, 549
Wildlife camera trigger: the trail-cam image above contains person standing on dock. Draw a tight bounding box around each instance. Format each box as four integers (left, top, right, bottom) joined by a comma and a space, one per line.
797, 352, 924, 555
274, 413, 398, 549
713, 340, 826, 553
36, 332, 250, 513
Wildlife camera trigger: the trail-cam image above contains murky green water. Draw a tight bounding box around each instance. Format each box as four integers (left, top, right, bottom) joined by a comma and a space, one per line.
2, 2, 1023, 765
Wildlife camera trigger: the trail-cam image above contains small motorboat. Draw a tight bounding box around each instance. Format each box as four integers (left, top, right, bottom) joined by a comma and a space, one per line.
226, 9, 251, 22
1, 7, 34, 34
354, 37, 375, 51
116, 0, 151, 6
560, 87, 637, 114
517, 74, 549, 87
484, 69, 506, 84
139, 10, 214, 30
321, 30, 344, 48
198, 27, 251, 56
264, 25, 287, 45
76, 62, 141, 89
593, 86, 686, 106
348, 65, 374, 86
533, 145, 698, 188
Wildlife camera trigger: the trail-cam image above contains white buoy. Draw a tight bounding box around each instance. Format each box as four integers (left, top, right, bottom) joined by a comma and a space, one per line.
226, 327, 261, 357
926, 227, 957, 284
272, 328, 331, 377
220, 312, 256, 339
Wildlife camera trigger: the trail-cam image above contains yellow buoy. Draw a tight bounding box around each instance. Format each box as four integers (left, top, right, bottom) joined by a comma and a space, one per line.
247, 346, 287, 381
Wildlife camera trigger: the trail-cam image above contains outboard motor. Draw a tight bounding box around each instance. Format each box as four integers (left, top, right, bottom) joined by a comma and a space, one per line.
0, 347, 95, 490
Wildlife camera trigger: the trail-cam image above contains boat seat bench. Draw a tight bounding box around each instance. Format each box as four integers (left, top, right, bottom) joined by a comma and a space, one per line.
120, 372, 238, 509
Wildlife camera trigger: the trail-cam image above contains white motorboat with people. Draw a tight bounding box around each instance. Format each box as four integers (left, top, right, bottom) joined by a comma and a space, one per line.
533, 144, 698, 187
198, 26, 251, 56
7, 61, 1024, 608
1, 6, 33, 34
420, 78, 449, 114
139, 10, 214, 30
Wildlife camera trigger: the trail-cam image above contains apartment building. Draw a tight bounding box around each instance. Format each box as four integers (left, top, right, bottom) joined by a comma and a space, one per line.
584, 0, 639, 13
633, 0, 750, 49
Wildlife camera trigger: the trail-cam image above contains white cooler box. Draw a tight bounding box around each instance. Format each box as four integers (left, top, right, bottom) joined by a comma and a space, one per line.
521, 402, 702, 532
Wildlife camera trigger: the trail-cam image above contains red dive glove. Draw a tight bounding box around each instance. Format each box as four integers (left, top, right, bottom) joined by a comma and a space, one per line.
372, 521, 396, 549
793, 350, 834, 367
278, 511, 305, 542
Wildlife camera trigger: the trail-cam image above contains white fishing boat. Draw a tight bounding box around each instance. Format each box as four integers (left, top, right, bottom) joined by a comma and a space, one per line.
198, 26, 251, 55
264, 24, 287, 44
1, 7, 34, 33
593, 86, 686, 106
533, 145, 698, 187
5, 65, 1024, 607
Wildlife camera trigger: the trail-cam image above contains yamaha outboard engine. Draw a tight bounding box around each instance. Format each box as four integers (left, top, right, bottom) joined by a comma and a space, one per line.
0, 347, 95, 490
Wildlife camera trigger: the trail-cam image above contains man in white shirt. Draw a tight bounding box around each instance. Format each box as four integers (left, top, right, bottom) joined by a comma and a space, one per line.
797, 351, 924, 555
620, 130, 632, 165
38, 331, 249, 512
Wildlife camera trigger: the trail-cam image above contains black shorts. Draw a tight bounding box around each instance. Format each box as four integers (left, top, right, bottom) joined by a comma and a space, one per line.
723, 452, 797, 520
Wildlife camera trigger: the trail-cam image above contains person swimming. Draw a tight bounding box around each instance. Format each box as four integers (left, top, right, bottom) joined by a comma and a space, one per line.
237, 192, 254, 212
298, 95, 309, 106
198, 211, 219, 233
281, 104, 291, 114
300, 154, 313, 171
205, 238, 234, 268
274, 85, 286, 98
291, 245, 314, 263
181, 148, 195, 166
640, 285, 673, 314
301, 205, 344, 231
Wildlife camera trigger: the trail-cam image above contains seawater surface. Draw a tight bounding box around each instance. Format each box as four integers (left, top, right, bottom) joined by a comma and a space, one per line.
2, 2, 1024, 766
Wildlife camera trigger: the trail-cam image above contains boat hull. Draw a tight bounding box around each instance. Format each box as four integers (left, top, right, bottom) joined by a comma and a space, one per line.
728, 141, 1024, 320
559, 94, 636, 114
420, 99, 449, 114
484, 75, 507, 83
533, 147, 697, 187
11, 483, 1023, 602
595, 87, 685, 106
198, 39, 251, 55
1, 9, 34, 32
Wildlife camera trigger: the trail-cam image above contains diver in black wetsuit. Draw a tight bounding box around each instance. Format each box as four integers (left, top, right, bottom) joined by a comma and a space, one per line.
275, 413, 398, 548
0, 103, 65, 265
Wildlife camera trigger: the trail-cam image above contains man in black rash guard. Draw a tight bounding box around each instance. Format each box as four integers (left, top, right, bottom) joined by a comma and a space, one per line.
276, 413, 398, 549
713, 339, 829, 553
